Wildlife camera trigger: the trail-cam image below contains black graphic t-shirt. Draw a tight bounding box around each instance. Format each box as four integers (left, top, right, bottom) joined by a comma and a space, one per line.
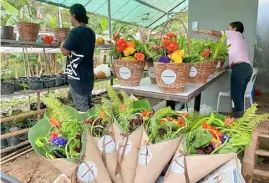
63, 26, 95, 95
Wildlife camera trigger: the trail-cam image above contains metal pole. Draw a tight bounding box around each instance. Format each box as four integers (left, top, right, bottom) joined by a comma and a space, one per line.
58, 7, 63, 28
107, 0, 113, 85
22, 47, 27, 77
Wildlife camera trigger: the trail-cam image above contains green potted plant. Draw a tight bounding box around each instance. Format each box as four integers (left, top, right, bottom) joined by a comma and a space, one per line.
1, 69, 15, 95
0, 0, 16, 39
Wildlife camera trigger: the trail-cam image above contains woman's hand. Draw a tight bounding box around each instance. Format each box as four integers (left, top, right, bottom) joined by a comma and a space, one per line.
223, 65, 230, 70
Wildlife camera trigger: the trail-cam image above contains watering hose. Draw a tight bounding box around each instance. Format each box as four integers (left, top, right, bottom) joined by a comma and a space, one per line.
0, 171, 21, 183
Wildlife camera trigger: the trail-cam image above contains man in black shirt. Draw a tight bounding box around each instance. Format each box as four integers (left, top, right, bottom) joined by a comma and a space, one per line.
59, 4, 95, 112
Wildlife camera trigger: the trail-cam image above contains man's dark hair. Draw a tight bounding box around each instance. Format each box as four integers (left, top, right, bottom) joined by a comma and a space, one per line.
70, 4, 88, 24
229, 21, 244, 33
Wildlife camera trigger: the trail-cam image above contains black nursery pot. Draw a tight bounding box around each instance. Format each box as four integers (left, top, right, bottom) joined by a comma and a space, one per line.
13, 79, 23, 91
55, 75, 64, 86
44, 78, 55, 88
30, 101, 47, 110
29, 78, 44, 90
6, 136, 20, 146
1, 82, 15, 95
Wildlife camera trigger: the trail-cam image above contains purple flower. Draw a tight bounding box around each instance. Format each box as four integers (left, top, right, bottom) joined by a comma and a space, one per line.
51, 136, 68, 146
159, 56, 170, 63
221, 133, 231, 144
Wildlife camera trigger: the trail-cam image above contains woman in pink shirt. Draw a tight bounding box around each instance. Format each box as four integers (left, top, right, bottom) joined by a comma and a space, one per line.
198, 21, 253, 118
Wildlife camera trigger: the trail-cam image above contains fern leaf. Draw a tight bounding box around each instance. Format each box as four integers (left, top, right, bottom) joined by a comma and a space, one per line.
42, 95, 72, 122
120, 90, 133, 109
106, 86, 121, 105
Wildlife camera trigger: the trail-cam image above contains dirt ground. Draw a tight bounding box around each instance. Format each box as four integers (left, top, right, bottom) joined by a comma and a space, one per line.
1, 94, 269, 183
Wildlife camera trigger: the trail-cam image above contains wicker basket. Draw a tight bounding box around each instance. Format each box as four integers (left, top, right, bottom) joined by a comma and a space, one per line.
154, 62, 191, 93
16, 22, 40, 42
146, 61, 157, 84
54, 28, 70, 42
115, 60, 145, 86
188, 61, 215, 84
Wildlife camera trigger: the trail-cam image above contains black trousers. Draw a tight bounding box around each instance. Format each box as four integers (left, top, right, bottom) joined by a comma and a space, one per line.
231, 63, 253, 117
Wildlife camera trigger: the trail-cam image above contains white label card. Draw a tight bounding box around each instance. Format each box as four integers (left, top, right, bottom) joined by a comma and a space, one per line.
189, 66, 198, 77
116, 138, 132, 155
77, 161, 98, 183
98, 135, 115, 153
161, 69, 176, 84
119, 67, 131, 79
138, 146, 152, 166
170, 156, 185, 174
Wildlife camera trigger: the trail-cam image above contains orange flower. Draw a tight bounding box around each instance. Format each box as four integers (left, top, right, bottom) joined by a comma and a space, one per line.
49, 117, 60, 128
100, 110, 107, 119
113, 33, 120, 41
160, 119, 167, 124
134, 52, 145, 62
225, 116, 235, 126
127, 42, 135, 48
162, 38, 171, 47
166, 33, 177, 38
116, 38, 128, 52
177, 116, 185, 127
121, 104, 126, 111
166, 42, 178, 52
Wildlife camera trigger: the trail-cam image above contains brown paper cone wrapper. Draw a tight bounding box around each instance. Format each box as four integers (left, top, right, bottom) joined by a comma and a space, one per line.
53, 174, 71, 183
48, 158, 78, 178
113, 123, 143, 183
93, 135, 124, 183
163, 141, 236, 183
80, 130, 112, 183
134, 130, 181, 183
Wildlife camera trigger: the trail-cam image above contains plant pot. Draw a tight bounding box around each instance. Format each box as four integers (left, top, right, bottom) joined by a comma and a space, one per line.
1, 26, 14, 40
20, 132, 28, 141
16, 22, 40, 42
1, 83, 15, 95
13, 79, 23, 91
6, 137, 20, 146
44, 79, 55, 88
54, 28, 70, 42
114, 60, 145, 86
154, 62, 191, 93
1, 139, 8, 149
188, 61, 215, 84
147, 61, 157, 84
55, 75, 64, 86
29, 79, 44, 90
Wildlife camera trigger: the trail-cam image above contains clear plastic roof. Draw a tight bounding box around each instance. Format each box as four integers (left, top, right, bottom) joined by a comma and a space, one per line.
36, 0, 188, 28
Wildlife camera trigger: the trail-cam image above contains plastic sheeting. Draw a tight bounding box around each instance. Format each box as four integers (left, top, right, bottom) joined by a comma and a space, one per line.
36, 0, 188, 28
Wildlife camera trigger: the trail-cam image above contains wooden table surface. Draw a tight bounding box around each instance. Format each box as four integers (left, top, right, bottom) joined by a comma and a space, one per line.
113, 71, 227, 103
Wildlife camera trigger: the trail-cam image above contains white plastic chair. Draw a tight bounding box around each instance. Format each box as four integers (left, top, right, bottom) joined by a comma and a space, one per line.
217, 67, 258, 112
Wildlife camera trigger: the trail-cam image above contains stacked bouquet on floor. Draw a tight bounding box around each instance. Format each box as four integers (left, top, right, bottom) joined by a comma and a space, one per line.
105, 86, 153, 183
164, 105, 269, 183
29, 95, 111, 183
134, 107, 188, 183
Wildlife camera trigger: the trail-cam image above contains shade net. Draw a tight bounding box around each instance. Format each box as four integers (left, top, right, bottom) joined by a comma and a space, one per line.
36, 0, 188, 28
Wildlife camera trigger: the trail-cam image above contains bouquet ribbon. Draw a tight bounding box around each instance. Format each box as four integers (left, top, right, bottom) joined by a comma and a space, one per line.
164, 150, 190, 183
115, 132, 131, 175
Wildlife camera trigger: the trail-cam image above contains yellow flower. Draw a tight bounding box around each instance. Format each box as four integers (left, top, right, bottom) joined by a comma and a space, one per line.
127, 42, 136, 48
171, 50, 185, 64
121, 56, 136, 61
123, 47, 136, 56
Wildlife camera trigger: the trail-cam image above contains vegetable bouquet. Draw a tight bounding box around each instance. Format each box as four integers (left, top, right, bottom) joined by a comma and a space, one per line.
81, 99, 124, 183
164, 105, 269, 183
105, 86, 152, 183
134, 107, 187, 183
29, 96, 111, 183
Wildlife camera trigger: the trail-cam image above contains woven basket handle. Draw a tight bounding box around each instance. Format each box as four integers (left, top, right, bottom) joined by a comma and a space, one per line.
117, 25, 145, 43
159, 18, 191, 55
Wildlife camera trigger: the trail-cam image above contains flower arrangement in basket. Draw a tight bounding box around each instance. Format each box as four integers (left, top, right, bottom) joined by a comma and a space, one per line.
188, 33, 230, 83
149, 19, 192, 93
28, 95, 111, 183
134, 107, 188, 183
105, 86, 153, 183
163, 105, 269, 183
109, 32, 147, 86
